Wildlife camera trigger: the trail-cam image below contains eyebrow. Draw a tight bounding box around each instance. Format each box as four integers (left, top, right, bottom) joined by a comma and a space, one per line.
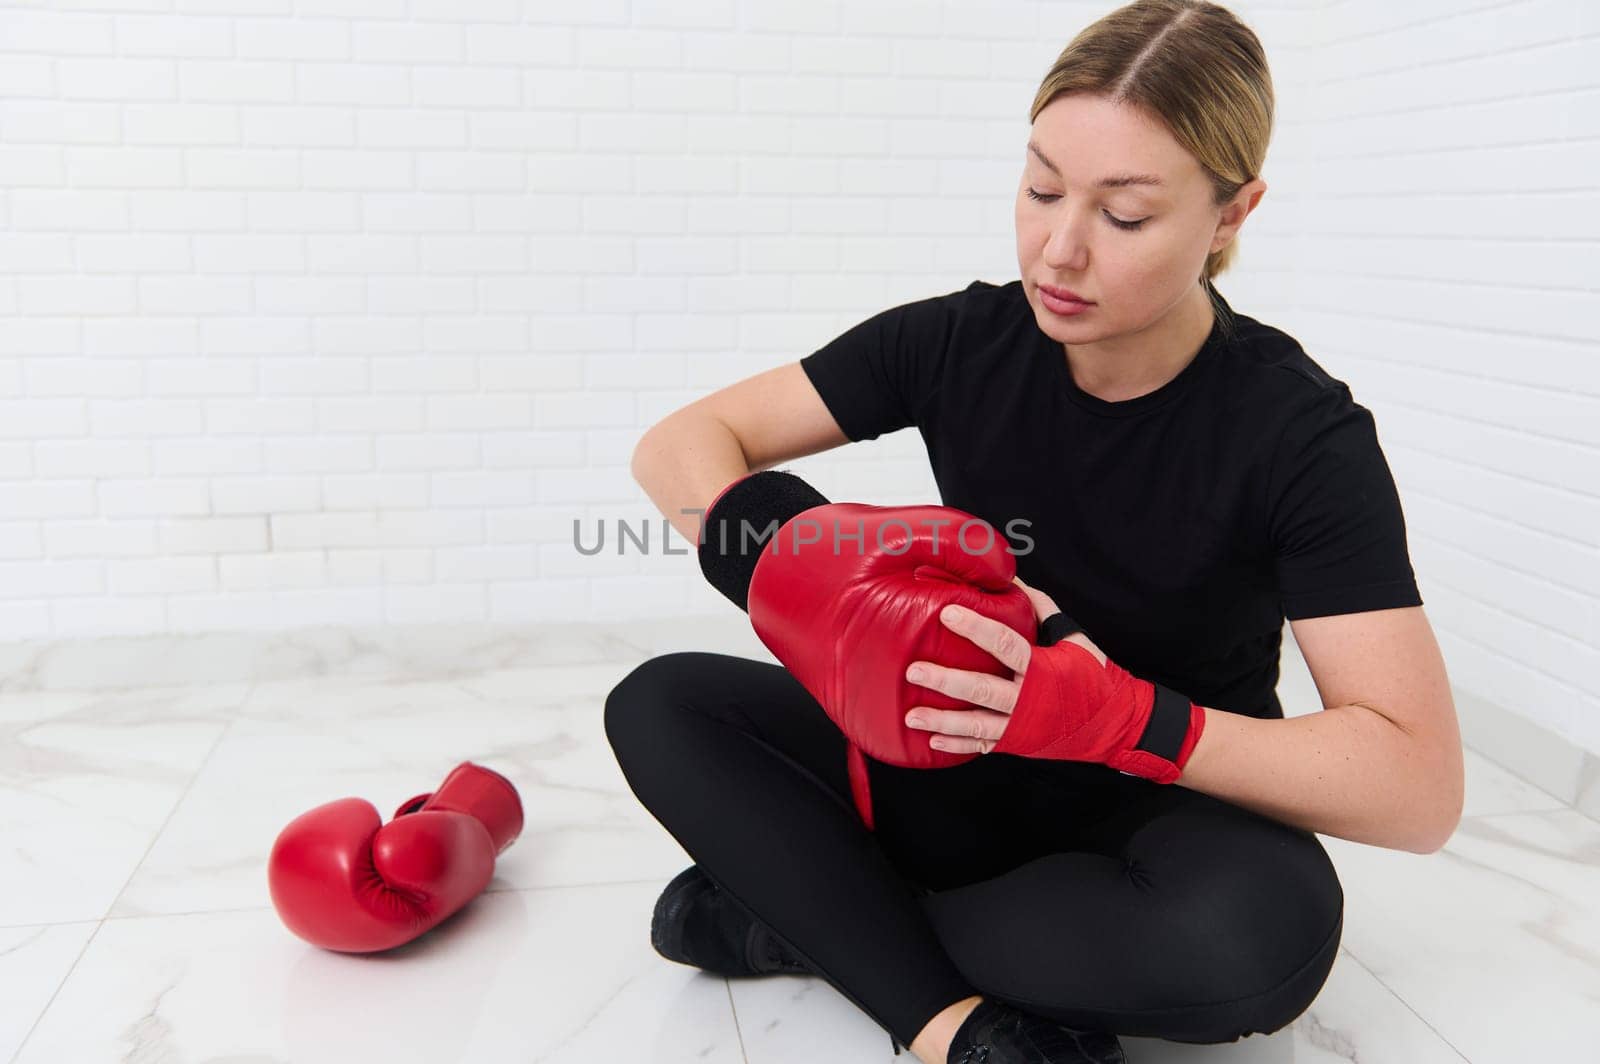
1027, 140, 1166, 189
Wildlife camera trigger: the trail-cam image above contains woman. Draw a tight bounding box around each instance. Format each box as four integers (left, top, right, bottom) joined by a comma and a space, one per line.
607, 2, 1464, 1062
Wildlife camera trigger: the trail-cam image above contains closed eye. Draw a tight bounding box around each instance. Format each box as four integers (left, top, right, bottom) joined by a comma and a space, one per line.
1025, 187, 1148, 231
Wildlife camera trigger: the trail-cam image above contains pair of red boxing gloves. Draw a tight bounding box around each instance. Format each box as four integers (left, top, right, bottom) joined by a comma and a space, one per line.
698, 470, 1207, 831
267, 469, 1208, 954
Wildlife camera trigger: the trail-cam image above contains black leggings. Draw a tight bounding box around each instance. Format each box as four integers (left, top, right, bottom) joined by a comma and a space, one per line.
604, 651, 1343, 1053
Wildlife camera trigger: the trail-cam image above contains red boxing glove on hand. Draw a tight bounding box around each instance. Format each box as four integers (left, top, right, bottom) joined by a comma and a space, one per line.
747, 502, 1035, 830
990, 613, 1207, 783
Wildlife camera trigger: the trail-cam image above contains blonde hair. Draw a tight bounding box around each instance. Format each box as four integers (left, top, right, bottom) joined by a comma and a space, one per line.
1030, 0, 1274, 329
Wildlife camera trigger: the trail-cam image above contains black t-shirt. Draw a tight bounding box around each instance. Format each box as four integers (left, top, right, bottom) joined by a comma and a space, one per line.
799, 278, 1422, 721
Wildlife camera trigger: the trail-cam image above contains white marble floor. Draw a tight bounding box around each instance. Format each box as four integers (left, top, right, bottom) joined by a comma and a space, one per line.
2, 617, 1595, 1063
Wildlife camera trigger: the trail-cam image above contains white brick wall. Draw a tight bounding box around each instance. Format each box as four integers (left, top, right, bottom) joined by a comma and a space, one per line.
2, 1, 1596, 755
1286, 0, 1600, 756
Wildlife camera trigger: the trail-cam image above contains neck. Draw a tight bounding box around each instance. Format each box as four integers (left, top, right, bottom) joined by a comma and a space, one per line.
1063, 284, 1215, 403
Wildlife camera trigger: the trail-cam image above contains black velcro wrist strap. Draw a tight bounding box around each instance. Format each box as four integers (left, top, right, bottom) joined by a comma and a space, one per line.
697, 470, 829, 612
1133, 683, 1193, 763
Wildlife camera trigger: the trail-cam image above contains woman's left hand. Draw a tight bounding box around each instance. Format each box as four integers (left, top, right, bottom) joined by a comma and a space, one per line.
903, 576, 1106, 754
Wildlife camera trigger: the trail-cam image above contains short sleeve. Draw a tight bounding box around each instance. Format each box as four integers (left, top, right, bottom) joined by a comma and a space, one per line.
1268, 385, 1423, 620
798, 285, 965, 442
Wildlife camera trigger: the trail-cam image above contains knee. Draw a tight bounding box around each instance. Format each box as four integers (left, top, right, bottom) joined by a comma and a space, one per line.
1165, 839, 1344, 1034
604, 653, 680, 751
1177, 901, 1343, 1044
1204, 842, 1340, 961
603, 651, 718, 756
1166, 817, 1342, 940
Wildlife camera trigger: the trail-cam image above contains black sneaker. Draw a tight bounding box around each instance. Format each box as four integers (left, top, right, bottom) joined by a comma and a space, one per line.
649, 865, 810, 977
947, 997, 1126, 1064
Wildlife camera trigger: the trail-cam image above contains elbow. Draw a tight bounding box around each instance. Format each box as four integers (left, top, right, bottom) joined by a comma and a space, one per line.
628, 437, 647, 488
1425, 747, 1467, 854
1434, 797, 1465, 853
1409, 821, 1455, 856
1411, 793, 1464, 855
630, 423, 663, 489
1407, 729, 1466, 856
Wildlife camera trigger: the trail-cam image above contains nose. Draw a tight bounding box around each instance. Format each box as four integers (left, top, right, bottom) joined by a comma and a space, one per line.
1042, 224, 1089, 271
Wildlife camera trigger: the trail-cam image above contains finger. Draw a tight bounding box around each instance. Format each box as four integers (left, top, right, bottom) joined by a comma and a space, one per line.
951, 668, 1008, 712
1034, 592, 1065, 626
938, 603, 1032, 674
906, 661, 942, 692
906, 705, 1014, 738
907, 660, 1019, 714
929, 733, 999, 755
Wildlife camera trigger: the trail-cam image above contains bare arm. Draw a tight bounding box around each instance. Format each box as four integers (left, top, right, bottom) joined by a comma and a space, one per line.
630, 362, 850, 546
631, 412, 750, 546
1178, 606, 1463, 854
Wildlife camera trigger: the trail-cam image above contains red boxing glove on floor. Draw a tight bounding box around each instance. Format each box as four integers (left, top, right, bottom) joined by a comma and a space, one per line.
268, 762, 523, 953
990, 612, 1207, 783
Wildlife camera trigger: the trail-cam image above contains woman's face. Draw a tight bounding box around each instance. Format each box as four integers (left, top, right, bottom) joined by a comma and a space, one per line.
1015, 93, 1258, 341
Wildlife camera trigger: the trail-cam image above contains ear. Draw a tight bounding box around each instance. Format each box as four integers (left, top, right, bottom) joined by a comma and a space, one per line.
1211, 177, 1268, 252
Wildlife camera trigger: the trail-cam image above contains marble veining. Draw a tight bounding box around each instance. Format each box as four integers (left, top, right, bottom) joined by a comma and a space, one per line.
0, 620, 1592, 1062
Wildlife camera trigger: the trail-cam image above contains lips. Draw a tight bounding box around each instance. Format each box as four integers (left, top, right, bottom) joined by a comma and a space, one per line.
1039, 283, 1092, 304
